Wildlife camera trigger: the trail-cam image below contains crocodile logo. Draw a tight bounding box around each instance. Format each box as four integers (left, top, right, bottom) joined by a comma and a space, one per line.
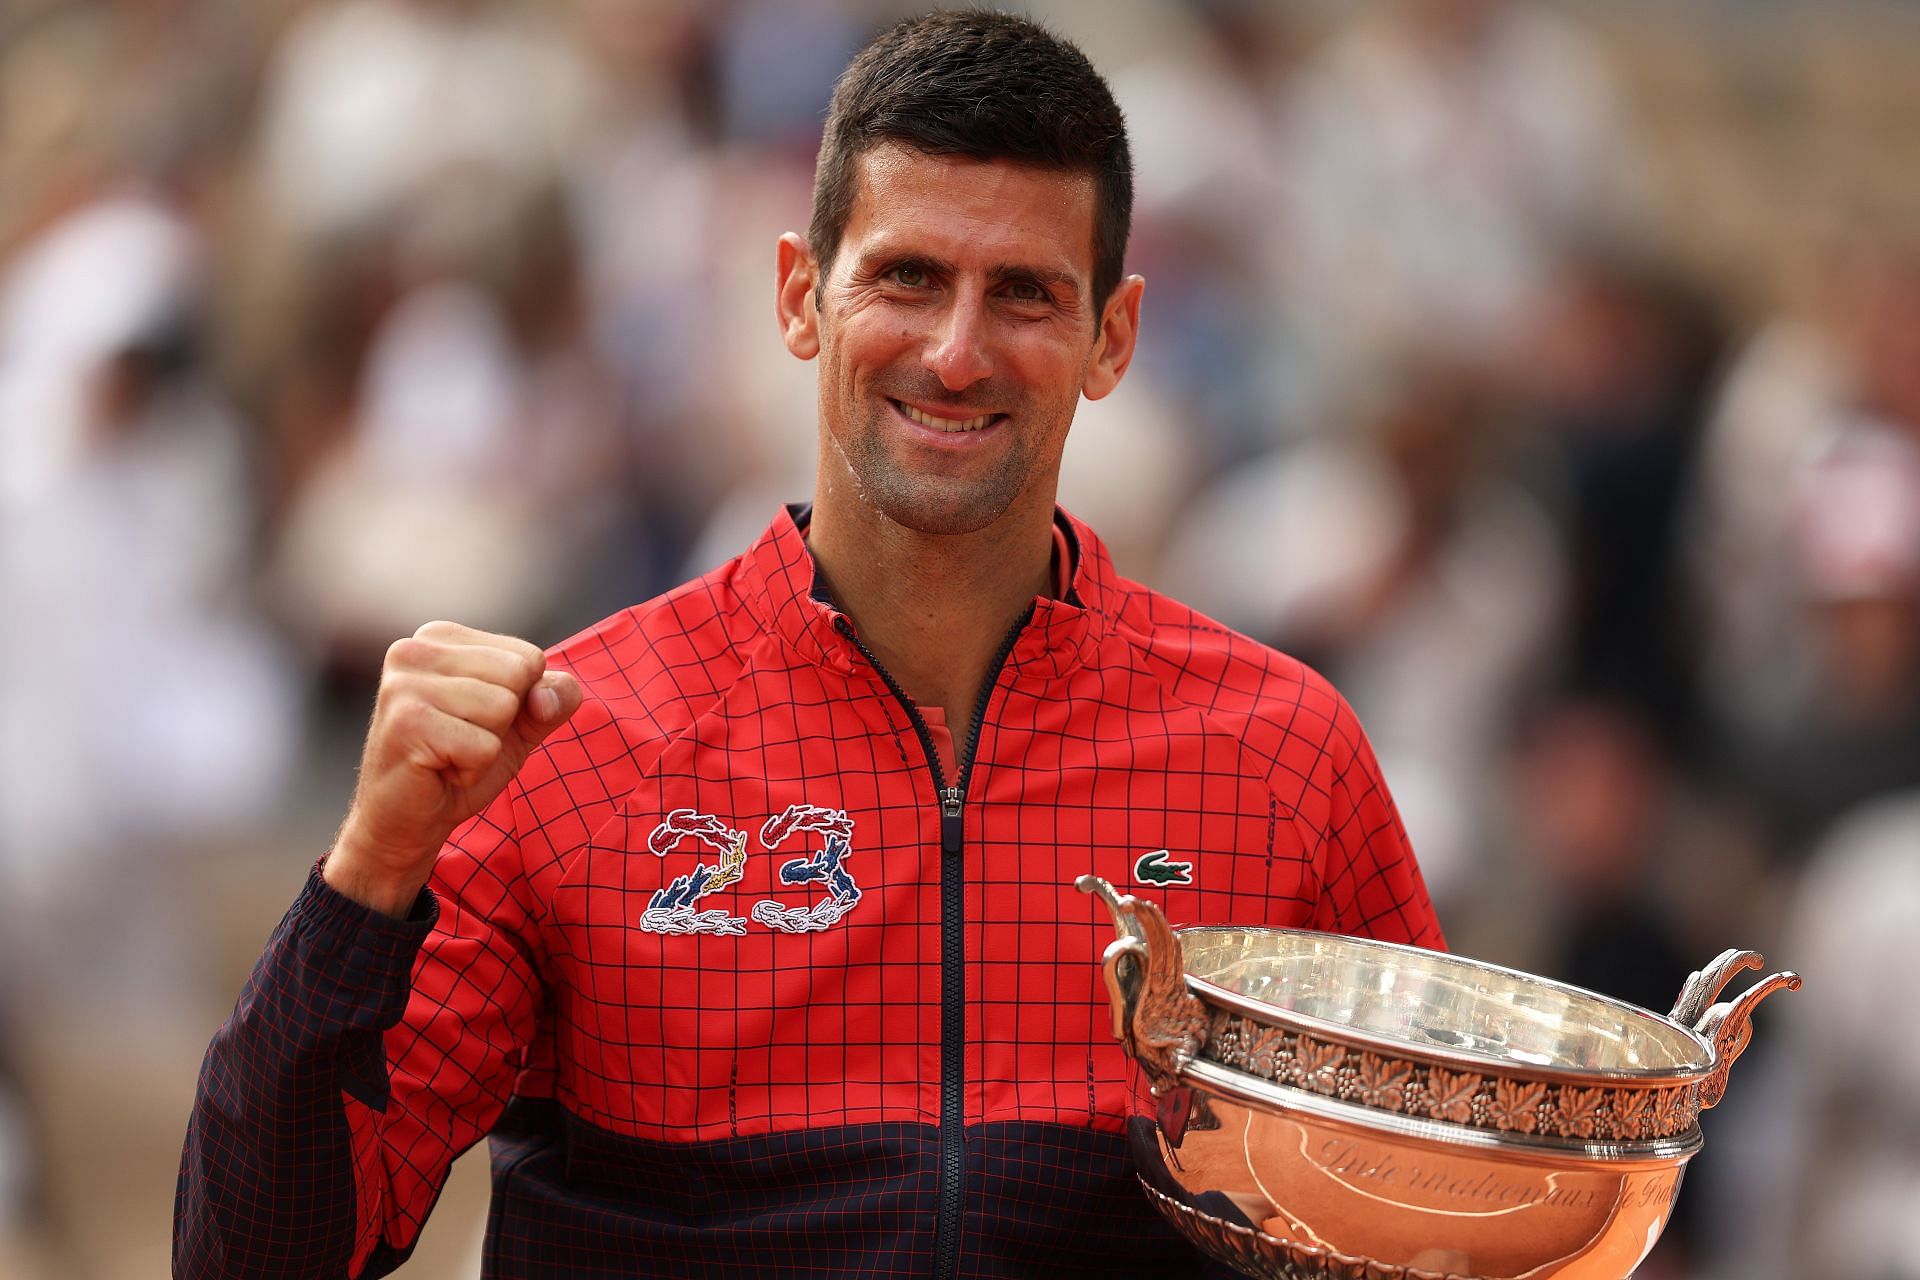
1134, 849, 1193, 886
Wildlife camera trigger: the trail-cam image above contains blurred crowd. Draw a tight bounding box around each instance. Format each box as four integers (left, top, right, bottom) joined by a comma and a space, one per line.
3, 0, 1919, 1277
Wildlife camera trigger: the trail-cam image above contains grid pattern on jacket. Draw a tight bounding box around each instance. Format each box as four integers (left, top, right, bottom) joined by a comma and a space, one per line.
176, 505, 1443, 1278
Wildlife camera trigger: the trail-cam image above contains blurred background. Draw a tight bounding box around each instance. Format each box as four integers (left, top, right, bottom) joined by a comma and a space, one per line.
2, 0, 1918, 1276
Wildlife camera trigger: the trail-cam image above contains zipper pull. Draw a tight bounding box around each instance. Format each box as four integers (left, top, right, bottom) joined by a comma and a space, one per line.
939, 787, 964, 856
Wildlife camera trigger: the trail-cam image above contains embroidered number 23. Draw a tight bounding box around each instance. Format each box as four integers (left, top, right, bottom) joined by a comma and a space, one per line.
641, 804, 862, 937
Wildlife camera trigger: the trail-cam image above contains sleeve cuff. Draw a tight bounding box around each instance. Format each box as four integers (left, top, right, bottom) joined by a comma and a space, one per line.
297, 858, 439, 934
275, 860, 441, 1029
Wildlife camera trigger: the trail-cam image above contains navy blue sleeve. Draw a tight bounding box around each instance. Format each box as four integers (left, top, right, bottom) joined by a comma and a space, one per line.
173, 864, 436, 1279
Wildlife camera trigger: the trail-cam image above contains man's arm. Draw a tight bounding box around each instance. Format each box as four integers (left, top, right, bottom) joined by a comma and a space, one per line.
174, 623, 581, 1279
174, 865, 435, 1279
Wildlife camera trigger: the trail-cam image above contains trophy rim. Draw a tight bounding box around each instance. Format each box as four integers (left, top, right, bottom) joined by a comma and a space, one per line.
1182, 1056, 1707, 1162
1175, 924, 1718, 1087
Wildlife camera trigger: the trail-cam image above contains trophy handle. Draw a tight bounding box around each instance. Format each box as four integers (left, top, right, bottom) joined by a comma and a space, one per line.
1669, 949, 1762, 1027
1076, 874, 1210, 1094
1687, 965, 1803, 1110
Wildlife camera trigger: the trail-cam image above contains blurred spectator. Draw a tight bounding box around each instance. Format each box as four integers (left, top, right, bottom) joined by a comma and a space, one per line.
1282, 0, 1650, 411
1722, 793, 1920, 1280
1518, 246, 1728, 747
252, 0, 590, 245
1691, 245, 1920, 869
1685, 319, 1839, 739
1112, 2, 1314, 458
1690, 242, 1920, 745
0, 188, 301, 913
565, 1, 720, 441
1501, 699, 1693, 1011
561, 2, 752, 591
1161, 362, 1564, 911
0, 188, 303, 1280
269, 193, 630, 671
0, 0, 245, 254
1724, 425, 1920, 866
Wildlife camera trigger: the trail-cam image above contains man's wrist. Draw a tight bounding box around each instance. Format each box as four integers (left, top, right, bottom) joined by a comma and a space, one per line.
322, 845, 429, 920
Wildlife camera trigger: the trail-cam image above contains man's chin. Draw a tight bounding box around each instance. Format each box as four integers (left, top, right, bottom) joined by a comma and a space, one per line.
869, 481, 1020, 537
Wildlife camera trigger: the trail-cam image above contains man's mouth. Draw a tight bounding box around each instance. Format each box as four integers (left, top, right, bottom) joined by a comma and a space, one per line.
891, 399, 1002, 433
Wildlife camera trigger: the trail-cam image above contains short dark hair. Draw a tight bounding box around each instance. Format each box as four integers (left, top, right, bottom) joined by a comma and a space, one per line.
808, 10, 1133, 312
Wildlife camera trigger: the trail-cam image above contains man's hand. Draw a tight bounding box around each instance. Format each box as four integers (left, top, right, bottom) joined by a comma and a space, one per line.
324, 621, 584, 917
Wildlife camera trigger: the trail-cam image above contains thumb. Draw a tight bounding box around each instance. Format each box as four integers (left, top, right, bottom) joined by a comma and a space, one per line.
520, 670, 584, 744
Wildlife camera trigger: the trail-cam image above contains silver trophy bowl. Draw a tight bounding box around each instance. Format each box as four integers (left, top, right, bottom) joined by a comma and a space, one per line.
1077, 874, 1799, 1280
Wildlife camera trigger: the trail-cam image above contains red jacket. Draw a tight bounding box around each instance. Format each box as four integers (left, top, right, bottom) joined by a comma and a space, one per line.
177, 505, 1443, 1279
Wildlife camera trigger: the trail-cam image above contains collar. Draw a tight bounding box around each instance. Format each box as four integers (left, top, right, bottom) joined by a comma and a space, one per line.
735, 502, 1113, 680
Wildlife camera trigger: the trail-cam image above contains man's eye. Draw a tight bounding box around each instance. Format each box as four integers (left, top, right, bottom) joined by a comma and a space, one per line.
891, 265, 928, 288
1007, 281, 1047, 303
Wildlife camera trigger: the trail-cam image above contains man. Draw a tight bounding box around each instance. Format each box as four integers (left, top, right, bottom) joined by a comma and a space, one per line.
176, 12, 1443, 1278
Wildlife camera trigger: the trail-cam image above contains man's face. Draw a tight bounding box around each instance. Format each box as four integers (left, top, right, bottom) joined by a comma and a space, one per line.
780, 143, 1139, 536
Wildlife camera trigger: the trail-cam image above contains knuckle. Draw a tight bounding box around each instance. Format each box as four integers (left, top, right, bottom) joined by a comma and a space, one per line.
494, 643, 542, 689
385, 636, 430, 671
415, 619, 459, 640
481, 684, 521, 724
386, 691, 431, 730
480, 648, 521, 687
375, 664, 412, 702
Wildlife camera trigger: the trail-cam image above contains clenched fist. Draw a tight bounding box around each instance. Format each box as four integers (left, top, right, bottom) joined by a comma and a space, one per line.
324, 621, 583, 917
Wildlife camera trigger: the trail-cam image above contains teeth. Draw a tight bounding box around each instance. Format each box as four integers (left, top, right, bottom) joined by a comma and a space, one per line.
901, 403, 995, 432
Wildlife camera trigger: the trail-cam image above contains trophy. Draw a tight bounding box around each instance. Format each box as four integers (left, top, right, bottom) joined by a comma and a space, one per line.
1077, 874, 1799, 1280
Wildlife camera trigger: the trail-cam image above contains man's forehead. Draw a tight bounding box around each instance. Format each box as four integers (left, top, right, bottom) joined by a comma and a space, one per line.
839, 143, 1098, 278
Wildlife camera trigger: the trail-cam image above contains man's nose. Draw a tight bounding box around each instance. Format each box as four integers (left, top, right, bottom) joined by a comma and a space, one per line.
922, 295, 993, 391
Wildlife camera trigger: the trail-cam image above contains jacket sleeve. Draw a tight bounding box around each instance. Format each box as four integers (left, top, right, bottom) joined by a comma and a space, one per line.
175, 787, 543, 1279
1310, 692, 1448, 951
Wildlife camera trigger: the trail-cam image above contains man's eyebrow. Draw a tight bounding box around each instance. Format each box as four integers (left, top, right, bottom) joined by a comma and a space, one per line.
852, 248, 955, 276
989, 263, 1082, 292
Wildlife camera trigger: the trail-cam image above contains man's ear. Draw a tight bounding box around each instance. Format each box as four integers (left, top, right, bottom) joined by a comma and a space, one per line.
777, 232, 821, 360
1082, 274, 1144, 401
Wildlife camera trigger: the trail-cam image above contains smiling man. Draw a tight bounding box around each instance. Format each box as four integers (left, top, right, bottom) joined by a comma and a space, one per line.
783, 131, 1140, 770
177, 12, 1442, 1279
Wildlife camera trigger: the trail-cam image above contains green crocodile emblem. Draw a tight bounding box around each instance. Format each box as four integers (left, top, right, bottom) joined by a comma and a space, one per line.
1134, 849, 1193, 886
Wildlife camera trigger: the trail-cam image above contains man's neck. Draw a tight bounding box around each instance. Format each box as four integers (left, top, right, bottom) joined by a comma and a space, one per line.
808, 487, 1055, 750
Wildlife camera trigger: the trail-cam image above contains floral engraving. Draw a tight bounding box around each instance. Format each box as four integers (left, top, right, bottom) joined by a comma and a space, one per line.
1654, 1086, 1691, 1136
1611, 1089, 1655, 1140
1194, 1010, 1707, 1145
1247, 1026, 1293, 1081
1356, 1053, 1414, 1111
1555, 1085, 1607, 1139
1424, 1067, 1482, 1124
1489, 1078, 1548, 1133
1296, 1038, 1349, 1095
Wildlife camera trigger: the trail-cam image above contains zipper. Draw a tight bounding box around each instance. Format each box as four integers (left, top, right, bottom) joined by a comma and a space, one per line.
832, 607, 1033, 1279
